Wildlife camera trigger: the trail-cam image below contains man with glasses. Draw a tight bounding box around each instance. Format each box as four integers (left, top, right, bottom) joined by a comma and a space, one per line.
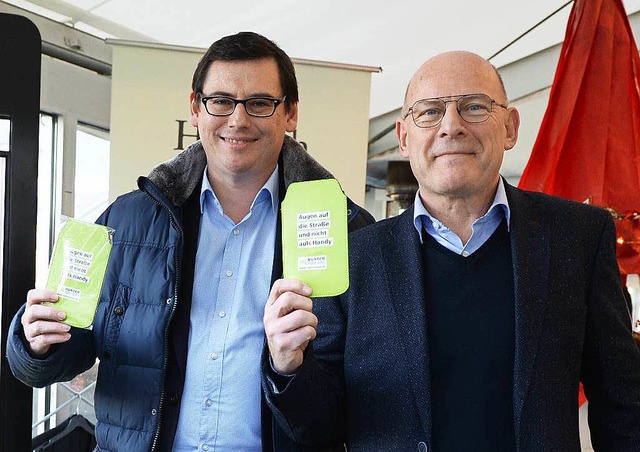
263, 51, 640, 451
7, 32, 373, 451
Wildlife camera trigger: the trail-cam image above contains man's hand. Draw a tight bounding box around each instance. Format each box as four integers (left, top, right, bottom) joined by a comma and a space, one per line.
264, 278, 318, 375
21, 289, 71, 356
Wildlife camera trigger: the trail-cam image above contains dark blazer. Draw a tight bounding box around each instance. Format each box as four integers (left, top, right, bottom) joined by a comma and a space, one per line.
264, 183, 640, 451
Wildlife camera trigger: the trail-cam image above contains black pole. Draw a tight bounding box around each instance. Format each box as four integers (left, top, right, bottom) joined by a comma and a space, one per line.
0, 13, 41, 452
488, 0, 574, 61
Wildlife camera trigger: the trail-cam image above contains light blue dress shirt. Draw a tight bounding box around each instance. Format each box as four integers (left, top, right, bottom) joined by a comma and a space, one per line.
172, 166, 279, 452
413, 178, 511, 256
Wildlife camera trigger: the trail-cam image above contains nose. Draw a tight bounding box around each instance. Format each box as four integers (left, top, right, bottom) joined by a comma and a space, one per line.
227, 102, 252, 127
437, 102, 467, 138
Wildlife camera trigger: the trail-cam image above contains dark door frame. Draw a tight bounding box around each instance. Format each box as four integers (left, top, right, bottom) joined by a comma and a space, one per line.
0, 13, 41, 452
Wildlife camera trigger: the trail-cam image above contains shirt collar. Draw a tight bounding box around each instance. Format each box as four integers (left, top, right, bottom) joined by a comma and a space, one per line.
200, 165, 279, 215
413, 177, 511, 243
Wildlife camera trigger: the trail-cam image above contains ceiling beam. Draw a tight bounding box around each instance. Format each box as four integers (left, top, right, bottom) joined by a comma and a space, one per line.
0, 2, 112, 74
12, 0, 157, 42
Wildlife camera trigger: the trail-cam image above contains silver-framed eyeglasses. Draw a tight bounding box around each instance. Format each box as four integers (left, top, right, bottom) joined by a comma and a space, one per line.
200, 95, 286, 117
403, 93, 508, 128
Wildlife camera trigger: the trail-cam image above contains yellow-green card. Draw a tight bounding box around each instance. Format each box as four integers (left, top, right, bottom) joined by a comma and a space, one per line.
44, 219, 114, 328
282, 178, 349, 297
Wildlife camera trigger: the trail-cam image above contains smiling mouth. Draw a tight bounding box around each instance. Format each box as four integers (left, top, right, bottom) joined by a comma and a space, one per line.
222, 137, 257, 144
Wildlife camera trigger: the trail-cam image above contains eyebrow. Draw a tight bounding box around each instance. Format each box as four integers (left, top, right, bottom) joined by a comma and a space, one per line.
201, 91, 280, 98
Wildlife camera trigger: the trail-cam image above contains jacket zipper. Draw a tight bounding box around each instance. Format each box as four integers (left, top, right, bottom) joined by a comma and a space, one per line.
142, 190, 183, 452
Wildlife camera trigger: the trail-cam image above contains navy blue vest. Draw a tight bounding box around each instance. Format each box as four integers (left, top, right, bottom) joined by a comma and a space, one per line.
422, 221, 516, 451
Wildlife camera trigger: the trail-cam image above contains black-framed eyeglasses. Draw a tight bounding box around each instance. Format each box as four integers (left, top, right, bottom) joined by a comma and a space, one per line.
403, 93, 508, 128
200, 95, 286, 117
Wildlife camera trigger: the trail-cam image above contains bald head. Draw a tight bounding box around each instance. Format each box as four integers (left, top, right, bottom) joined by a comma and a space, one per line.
404, 51, 507, 111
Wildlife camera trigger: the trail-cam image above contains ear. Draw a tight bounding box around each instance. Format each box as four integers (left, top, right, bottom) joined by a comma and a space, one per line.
503, 107, 520, 151
189, 92, 200, 128
396, 117, 410, 159
285, 102, 299, 133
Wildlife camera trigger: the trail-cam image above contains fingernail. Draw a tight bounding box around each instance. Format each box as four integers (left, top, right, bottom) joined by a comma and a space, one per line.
57, 311, 66, 320
303, 285, 312, 295
63, 324, 71, 331
50, 293, 59, 301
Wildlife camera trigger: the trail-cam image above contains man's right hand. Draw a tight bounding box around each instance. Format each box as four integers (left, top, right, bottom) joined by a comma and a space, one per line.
21, 289, 71, 356
264, 278, 318, 375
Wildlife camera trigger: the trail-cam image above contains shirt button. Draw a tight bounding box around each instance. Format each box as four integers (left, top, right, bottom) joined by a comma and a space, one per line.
218, 311, 226, 318
462, 251, 470, 257
166, 297, 172, 305
233, 229, 240, 236
202, 445, 209, 451
205, 399, 213, 407
210, 352, 218, 360
225, 270, 233, 277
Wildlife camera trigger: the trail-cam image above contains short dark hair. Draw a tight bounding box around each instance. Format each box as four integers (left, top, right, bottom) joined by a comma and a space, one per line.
192, 31, 299, 112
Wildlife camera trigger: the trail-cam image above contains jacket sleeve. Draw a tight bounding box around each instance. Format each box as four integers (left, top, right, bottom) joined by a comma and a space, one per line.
263, 199, 372, 447
6, 304, 97, 387
262, 294, 348, 448
581, 214, 640, 451
5, 205, 116, 388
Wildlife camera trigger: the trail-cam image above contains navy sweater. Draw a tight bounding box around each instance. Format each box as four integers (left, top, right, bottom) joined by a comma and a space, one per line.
422, 222, 516, 451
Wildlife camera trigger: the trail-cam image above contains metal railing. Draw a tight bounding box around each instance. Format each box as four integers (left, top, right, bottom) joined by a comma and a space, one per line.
32, 381, 96, 431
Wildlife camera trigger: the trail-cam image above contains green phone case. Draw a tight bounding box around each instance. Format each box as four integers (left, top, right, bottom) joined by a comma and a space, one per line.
282, 178, 349, 297
44, 219, 113, 328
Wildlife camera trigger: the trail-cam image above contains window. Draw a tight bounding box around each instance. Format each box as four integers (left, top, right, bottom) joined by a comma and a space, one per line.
75, 124, 110, 222
32, 117, 110, 436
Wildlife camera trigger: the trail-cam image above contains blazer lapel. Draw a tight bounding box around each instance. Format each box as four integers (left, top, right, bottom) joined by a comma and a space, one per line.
506, 185, 551, 444
381, 207, 432, 442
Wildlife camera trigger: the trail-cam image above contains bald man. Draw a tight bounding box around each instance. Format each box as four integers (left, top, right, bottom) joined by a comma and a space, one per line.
262, 51, 640, 451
